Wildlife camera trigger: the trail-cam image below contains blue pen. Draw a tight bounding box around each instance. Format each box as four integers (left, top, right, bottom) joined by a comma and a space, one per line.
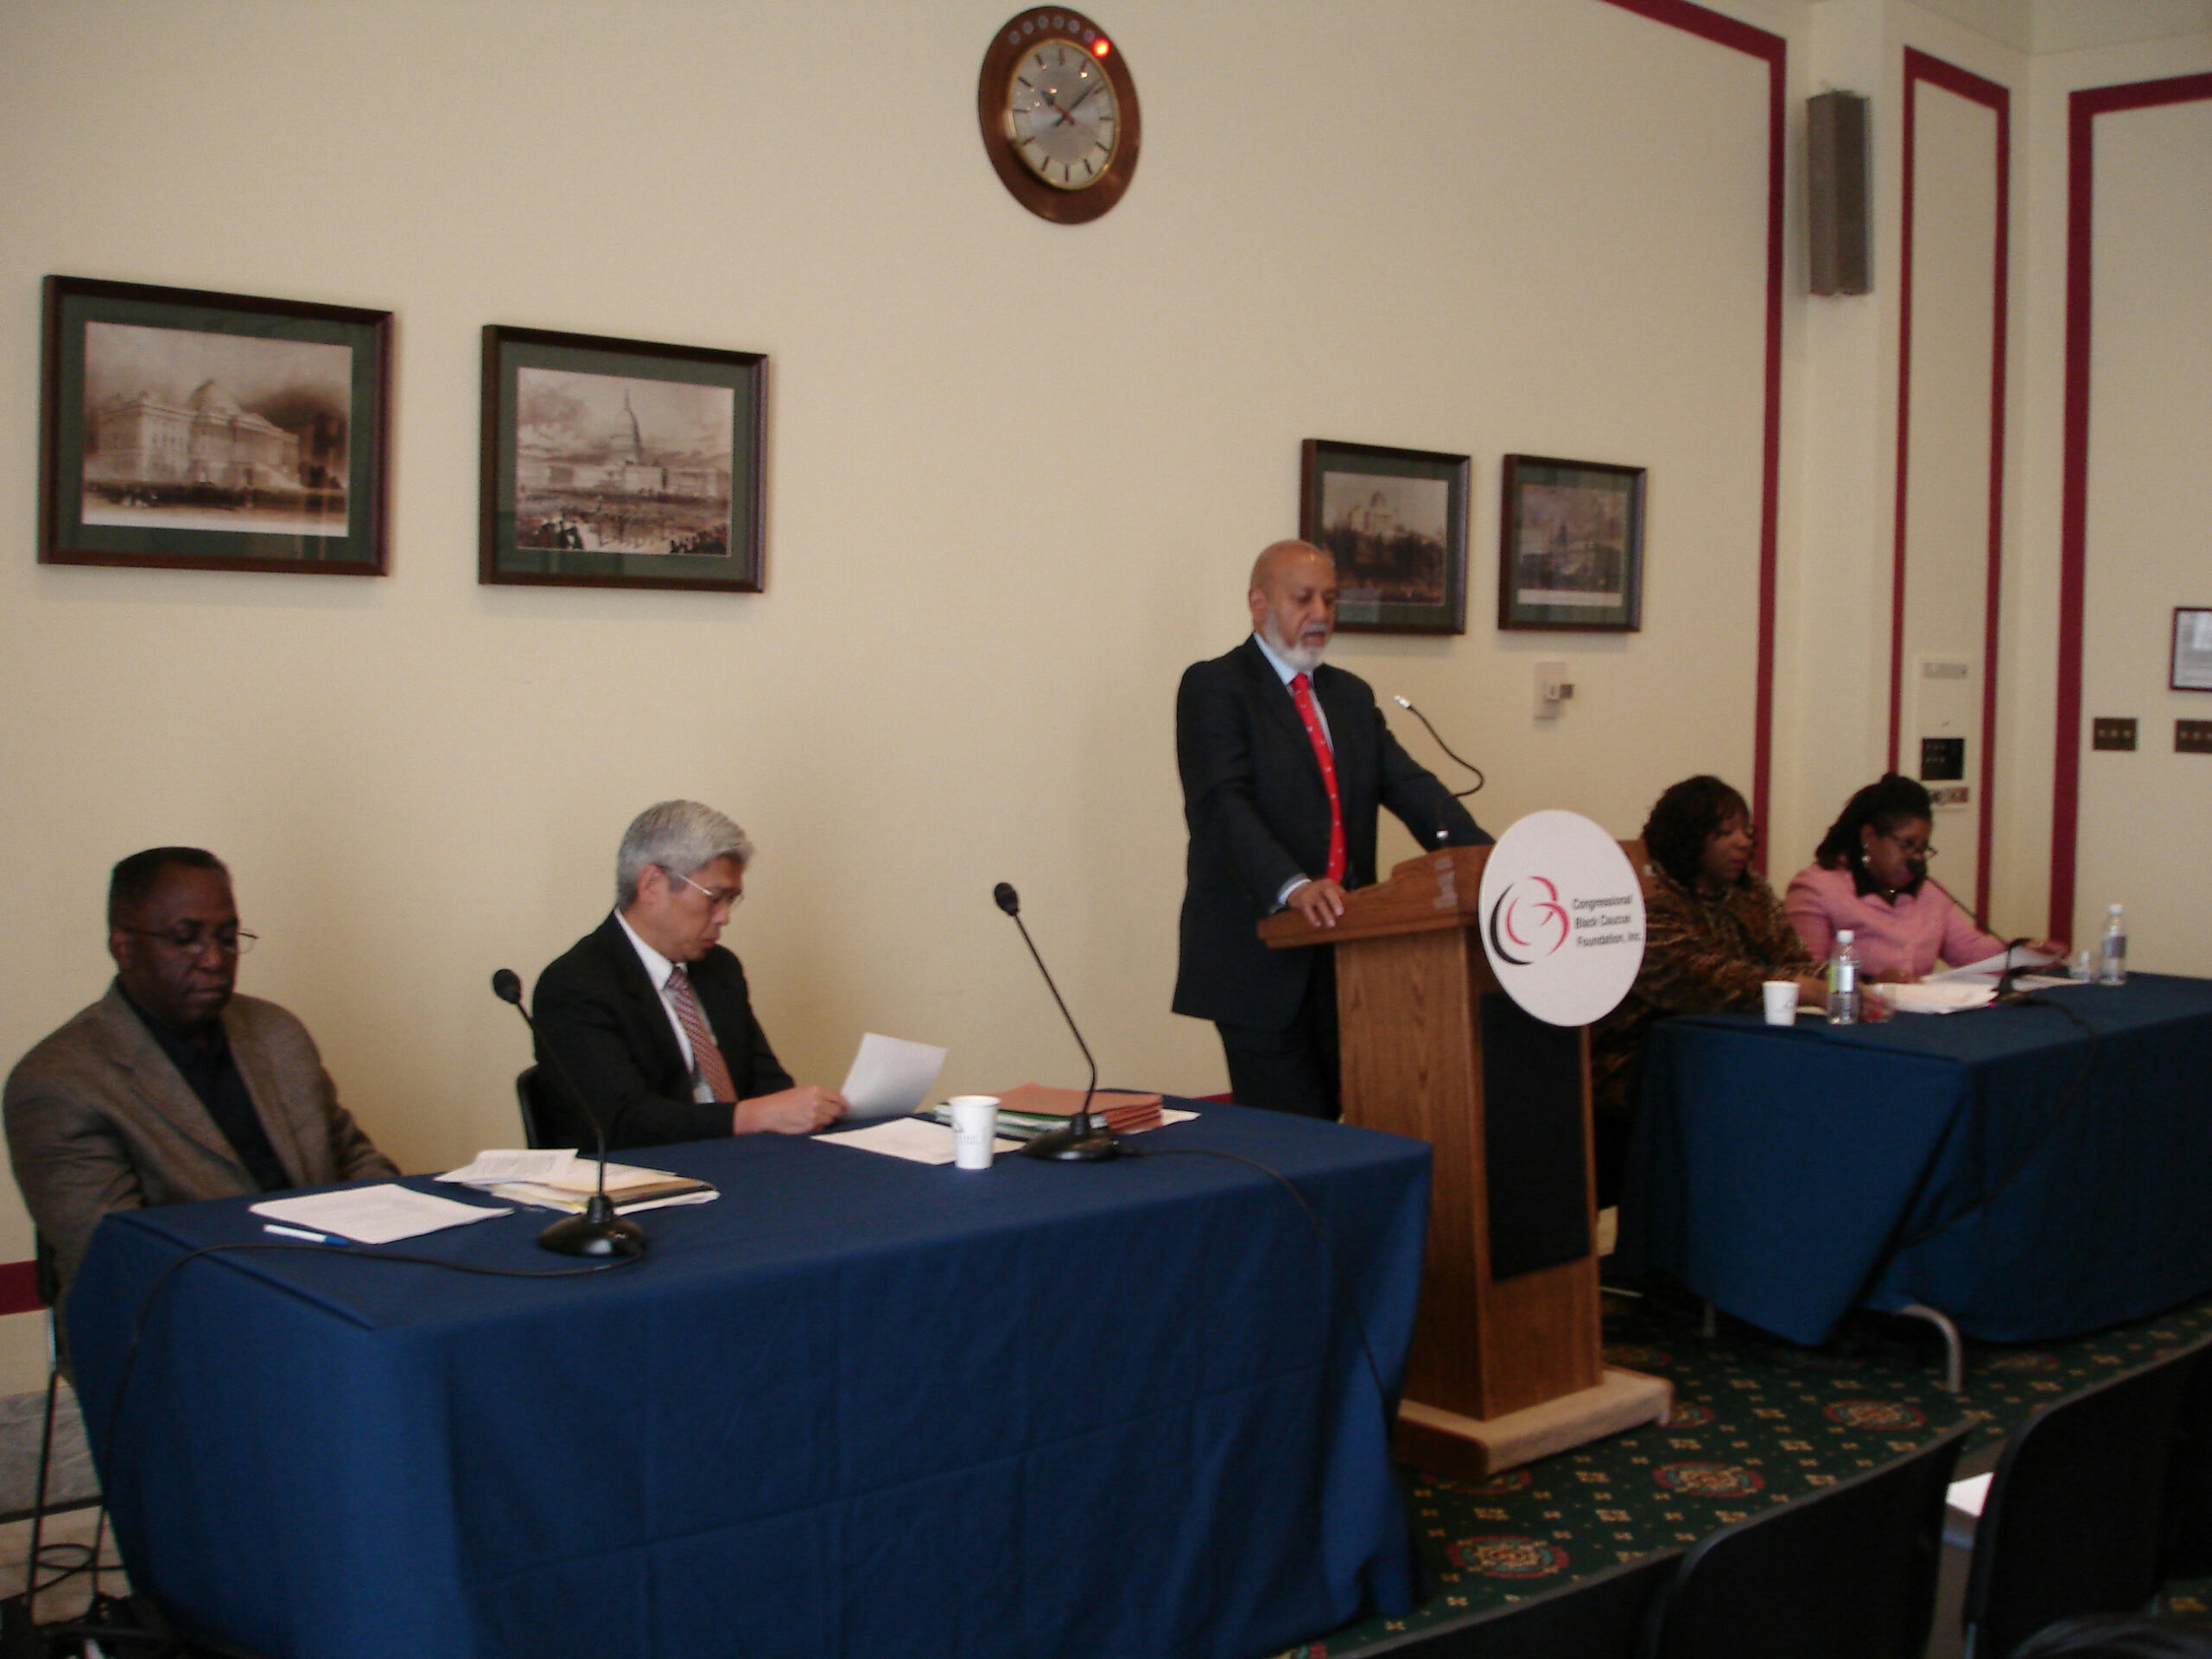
263, 1223, 347, 1245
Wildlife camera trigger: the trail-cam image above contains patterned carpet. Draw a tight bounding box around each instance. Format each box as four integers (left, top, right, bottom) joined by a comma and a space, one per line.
1274, 1281, 2212, 1657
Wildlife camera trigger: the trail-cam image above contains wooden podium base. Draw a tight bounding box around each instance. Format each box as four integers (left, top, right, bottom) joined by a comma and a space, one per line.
1394, 1368, 1673, 1481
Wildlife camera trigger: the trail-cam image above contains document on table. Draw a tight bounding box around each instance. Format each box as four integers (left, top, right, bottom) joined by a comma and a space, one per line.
839, 1033, 949, 1121
251, 1185, 512, 1244
1929, 946, 2062, 982
814, 1118, 1020, 1166
437, 1149, 580, 1188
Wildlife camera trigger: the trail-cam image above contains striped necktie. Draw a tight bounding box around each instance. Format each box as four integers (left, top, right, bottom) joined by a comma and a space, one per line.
665, 963, 736, 1103
1289, 672, 1347, 883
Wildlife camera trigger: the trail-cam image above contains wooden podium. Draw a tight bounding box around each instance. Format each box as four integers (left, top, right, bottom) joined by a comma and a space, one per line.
1261, 844, 1669, 1478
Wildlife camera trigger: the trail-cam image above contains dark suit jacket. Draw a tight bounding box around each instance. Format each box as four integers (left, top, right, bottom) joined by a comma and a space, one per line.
531, 912, 794, 1152
1173, 637, 1490, 1029
3, 982, 396, 1306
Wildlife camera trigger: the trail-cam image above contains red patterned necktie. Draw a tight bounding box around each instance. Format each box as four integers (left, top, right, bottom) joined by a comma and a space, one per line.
665, 964, 736, 1103
1289, 672, 1347, 883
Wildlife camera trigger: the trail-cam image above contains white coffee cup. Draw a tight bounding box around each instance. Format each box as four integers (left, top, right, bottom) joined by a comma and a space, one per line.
1762, 982, 1800, 1027
948, 1096, 1001, 1169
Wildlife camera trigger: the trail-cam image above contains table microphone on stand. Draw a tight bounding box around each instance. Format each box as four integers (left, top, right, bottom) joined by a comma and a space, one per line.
991, 883, 1121, 1162
1993, 938, 2040, 1006
491, 969, 647, 1257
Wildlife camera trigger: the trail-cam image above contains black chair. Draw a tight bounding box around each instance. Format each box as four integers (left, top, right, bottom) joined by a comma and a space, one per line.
2159, 1341, 2212, 1582
1963, 1338, 2210, 1659
514, 1065, 552, 1149
1409, 1549, 1681, 1659
1637, 1421, 1972, 1659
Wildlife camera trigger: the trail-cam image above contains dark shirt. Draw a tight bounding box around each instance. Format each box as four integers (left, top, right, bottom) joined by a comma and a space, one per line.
122, 992, 291, 1192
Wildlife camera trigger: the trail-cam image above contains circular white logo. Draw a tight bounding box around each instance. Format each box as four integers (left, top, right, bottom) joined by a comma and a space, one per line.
1477, 810, 1645, 1027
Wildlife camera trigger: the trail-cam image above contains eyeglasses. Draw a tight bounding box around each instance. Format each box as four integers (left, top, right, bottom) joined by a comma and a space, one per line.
117, 925, 257, 956
667, 869, 744, 912
1881, 831, 1938, 860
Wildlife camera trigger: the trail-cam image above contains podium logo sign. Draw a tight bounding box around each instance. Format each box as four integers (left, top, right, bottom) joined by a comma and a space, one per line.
1478, 810, 1645, 1027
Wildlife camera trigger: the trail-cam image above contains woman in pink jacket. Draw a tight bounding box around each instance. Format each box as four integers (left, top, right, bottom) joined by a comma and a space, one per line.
1783, 773, 2066, 979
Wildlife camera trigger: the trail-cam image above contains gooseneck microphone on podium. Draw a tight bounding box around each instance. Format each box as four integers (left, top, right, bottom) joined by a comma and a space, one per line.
991, 883, 1121, 1162
492, 969, 648, 1257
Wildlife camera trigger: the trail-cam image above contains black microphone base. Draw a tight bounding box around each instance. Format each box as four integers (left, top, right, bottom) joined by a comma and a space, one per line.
1021, 1123, 1122, 1161
537, 1204, 648, 1257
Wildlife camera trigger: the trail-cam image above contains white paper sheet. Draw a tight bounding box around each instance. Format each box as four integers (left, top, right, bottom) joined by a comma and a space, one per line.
814, 1118, 1020, 1166
251, 1185, 512, 1244
1929, 945, 2061, 982
437, 1148, 580, 1187
1868, 982, 1997, 1014
1947, 1471, 1993, 1517
839, 1033, 950, 1121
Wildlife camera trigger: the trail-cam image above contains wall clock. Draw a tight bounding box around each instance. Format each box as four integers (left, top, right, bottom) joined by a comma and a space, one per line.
977, 8, 1141, 224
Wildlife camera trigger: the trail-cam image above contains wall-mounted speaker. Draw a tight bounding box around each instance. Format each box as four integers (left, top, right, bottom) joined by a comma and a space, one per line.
1808, 90, 1872, 296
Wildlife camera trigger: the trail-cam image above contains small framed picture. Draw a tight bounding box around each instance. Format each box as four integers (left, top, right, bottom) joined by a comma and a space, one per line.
2175, 608, 2212, 692
1498, 454, 1646, 632
480, 325, 766, 592
1298, 439, 1469, 634
40, 276, 391, 575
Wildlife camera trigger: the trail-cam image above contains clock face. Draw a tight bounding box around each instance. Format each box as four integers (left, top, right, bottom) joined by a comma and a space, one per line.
1006, 39, 1119, 190
977, 9, 1141, 225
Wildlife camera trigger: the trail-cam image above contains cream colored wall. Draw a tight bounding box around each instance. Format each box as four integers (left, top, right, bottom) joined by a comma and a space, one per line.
2005, 29, 2212, 959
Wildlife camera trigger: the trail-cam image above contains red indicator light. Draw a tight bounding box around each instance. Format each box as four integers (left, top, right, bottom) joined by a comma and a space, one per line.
1093, 38, 1110, 56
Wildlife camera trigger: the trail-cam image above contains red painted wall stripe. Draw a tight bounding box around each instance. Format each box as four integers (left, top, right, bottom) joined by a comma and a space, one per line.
2052, 73, 2212, 938
1599, 0, 1787, 864
1896, 49, 2012, 923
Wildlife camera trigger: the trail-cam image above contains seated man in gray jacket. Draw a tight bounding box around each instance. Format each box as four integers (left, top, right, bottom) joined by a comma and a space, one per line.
4, 848, 395, 1312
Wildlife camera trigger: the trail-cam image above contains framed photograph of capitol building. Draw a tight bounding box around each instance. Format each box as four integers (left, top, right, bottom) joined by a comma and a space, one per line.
1497, 454, 1645, 632
480, 325, 766, 593
39, 276, 391, 575
1298, 438, 1469, 634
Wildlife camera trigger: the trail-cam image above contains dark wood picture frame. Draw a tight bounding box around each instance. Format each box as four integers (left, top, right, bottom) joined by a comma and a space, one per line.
40, 275, 391, 575
1497, 454, 1646, 632
2174, 607, 2212, 692
480, 325, 766, 593
1298, 438, 1470, 635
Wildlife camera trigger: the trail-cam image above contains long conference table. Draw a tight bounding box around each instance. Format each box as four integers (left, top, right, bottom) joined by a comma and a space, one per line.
1618, 974, 2212, 1347
69, 1103, 1431, 1659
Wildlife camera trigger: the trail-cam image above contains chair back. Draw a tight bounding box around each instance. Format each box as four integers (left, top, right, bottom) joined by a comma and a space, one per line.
1965, 1338, 2209, 1659
2160, 1342, 2212, 1582
1421, 1550, 1679, 1659
515, 1065, 553, 1150
1640, 1422, 1971, 1659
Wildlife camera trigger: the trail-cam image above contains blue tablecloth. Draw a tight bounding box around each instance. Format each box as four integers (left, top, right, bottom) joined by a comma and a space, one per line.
68, 1104, 1431, 1659
1617, 975, 2212, 1345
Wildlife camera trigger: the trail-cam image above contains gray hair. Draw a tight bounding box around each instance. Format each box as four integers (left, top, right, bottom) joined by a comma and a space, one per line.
614, 800, 754, 906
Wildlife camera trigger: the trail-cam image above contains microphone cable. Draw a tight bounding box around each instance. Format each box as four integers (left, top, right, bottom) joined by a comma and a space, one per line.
1118, 1142, 1396, 1428
1393, 696, 1485, 798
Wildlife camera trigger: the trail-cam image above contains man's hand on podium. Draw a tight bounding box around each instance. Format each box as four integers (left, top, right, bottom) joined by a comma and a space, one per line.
1285, 877, 1348, 930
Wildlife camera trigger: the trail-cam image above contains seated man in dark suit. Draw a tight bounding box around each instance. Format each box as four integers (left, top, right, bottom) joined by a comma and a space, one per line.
531, 800, 847, 1151
4, 848, 397, 1311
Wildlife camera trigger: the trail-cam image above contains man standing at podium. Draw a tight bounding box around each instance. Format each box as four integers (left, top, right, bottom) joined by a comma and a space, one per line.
1174, 540, 1491, 1118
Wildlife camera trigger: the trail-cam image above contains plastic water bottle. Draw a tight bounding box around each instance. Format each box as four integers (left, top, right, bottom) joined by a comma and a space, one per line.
2099, 904, 2127, 986
1827, 930, 1860, 1025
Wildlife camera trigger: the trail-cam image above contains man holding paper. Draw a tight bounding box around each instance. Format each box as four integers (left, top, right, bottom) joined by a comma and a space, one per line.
4, 849, 397, 1309
531, 800, 847, 1151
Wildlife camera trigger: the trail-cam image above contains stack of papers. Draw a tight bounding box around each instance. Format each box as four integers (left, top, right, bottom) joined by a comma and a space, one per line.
992, 1084, 1165, 1133
439, 1151, 715, 1215
1867, 982, 1997, 1015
